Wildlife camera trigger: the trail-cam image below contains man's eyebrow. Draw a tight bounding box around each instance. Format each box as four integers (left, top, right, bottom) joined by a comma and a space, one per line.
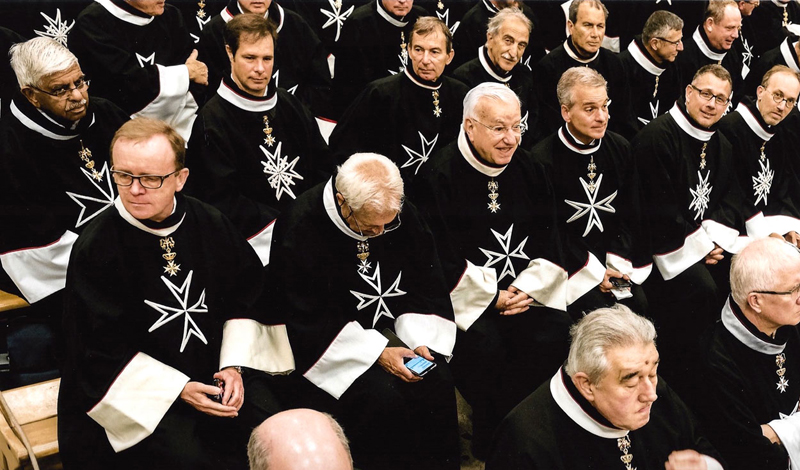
620, 371, 639, 382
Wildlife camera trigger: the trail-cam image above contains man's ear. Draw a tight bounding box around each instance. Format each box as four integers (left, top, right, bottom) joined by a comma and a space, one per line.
225, 44, 234, 65
747, 292, 763, 313
573, 372, 596, 403
21, 87, 41, 108
174, 167, 190, 192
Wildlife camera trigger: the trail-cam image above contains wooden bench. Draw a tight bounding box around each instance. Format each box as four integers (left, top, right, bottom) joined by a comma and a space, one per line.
0, 292, 27, 314
0, 379, 60, 470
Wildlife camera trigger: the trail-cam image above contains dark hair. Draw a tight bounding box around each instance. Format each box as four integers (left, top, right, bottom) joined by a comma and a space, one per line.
692, 64, 733, 88
410, 16, 452, 53
224, 13, 278, 56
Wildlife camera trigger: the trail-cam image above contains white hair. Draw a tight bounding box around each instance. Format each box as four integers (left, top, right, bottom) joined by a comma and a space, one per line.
335, 153, 404, 214
487, 7, 532, 36
730, 237, 800, 307
9, 37, 79, 88
462, 82, 521, 121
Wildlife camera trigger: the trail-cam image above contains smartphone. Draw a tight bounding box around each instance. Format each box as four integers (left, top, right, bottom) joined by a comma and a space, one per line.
209, 378, 224, 402
610, 278, 632, 289
405, 356, 437, 377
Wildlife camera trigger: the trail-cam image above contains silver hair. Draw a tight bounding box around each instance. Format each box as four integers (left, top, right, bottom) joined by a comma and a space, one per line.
487, 7, 532, 36
9, 37, 79, 89
557, 66, 607, 108
730, 237, 800, 307
568, 0, 609, 24
335, 153, 404, 214
565, 304, 657, 384
642, 10, 684, 43
462, 82, 521, 121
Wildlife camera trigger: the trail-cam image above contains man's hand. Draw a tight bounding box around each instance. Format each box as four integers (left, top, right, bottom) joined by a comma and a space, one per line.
761, 423, 782, 444
378, 347, 421, 383
599, 268, 627, 293
185, 49, 208, 86
496, 285, 533, 315
785, 231, 800, 247
704, 244, 724, 265
180, 381, 239, 417
664, 449, 708, 470
215, 367, 244, 410
414, 345, 434, 361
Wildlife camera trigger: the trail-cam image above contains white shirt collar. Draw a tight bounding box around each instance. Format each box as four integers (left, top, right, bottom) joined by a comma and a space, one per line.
550, 368, 630, 439
563, 38, 599, 64
478, 46, 512, 83
322, 178, 369, 241
668, 102, 715, 141
558, 126, 602, 155
10, 99, 96, 141
735, 102, 774, 141
376, 0, 408, 27
627, 39, 665, 76
113, 196, 185, 237
457, 126, 506, 177
95, 0, 155, 26
721, 297, 787, 355
216, 78, 277, 112
692, 27, 726, 62
403, 67, 442, 90
780, 39, 800, 73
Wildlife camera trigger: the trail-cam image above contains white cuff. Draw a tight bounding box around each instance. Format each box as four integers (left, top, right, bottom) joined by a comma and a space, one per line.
702, 219, 751, 254
394, 313, 456, 357
134, 64, 197, 141
654, 227, 716, 280
769, 414, 800, 469
701, 455, 724, 470
450, 261, 497, 331
606, 252, 652, 285
512, 258, 568, 311
746, 212, 800, 239
220, 319, 294, 374
0, 230, 77, 303
566, 253, 606, 305
247, 221, 275, 267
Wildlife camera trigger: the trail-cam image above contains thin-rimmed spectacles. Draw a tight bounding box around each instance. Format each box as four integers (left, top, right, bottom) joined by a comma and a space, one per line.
30, 77, 90, 99
339, 196, 402, 237
655, 36, 682, 46
473, 120, 525, 136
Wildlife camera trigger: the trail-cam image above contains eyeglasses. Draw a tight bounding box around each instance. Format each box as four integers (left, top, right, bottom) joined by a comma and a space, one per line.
753, 283, 800, 299
339, 196, 402, 237
111, 169, 180, 189
473, 120, 525, 136
690, 84, 731, 107
655, 36, 683, 46
30, 77, 90, 99
766, 89, 798, 108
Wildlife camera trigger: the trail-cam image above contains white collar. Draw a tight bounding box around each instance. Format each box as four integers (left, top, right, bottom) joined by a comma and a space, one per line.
376, 0, 408, 27
458, 126, 506, 177
563, 38, 599, 64
773, 0, 789, 8
322, 178, 369, 241
668, 102, 715, 142
478, 46, 512, 83
216, 78, 277, 112
222, 2, 284, 32
692, 27, 726, 62
481, 0, 499, 14
550, 368, 629, 439
780, 39, 800, 73
721, 297, 787, 355
10, 100, 96, 141
627, 39, 665, 76
735, 102, 774, 141
403, 67, 442, 90
95, 0, 155, 26
113, 196, 185, 237
558, 126, 602, 155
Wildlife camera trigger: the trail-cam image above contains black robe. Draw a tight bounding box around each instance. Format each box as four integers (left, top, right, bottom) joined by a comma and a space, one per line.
279, 0, 369, 58
618, 37, 683, 132
697, 297, 800, 470
675, 26, 743, 104
733, 14, 759, 82
746, 0, 800, 60
487, 367, 726, 470
185, 76, 334, 266
741, 37, 800, 100
69, 0, 199, 139
416, 0, 473, 36
0, 27, 25, 120
196, 0, 332, 118
329, 67, 468, 190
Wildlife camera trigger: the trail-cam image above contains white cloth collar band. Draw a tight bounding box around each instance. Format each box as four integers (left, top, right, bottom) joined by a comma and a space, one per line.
457, 126, 506, 177
482, 0, 499, 14
735, 102, 774, 141
563, 39, 599, 64
550, 368, 629, 439
322, 178, 369, 242
403, 67, 441, 90
627, 40, 665, 76
95, 0, 154, 26
11, 100, 96, 141
376, 0, 407, 27
113, 197, 185, 237
721, 297, 786, 355
558, 126, 602, 155
217, 79, 277, 112
692, 27, 726, 62
780, 39, 800, 73
668, 102, 714, 141
478, 46, 512, 83
223, 2, 284, 32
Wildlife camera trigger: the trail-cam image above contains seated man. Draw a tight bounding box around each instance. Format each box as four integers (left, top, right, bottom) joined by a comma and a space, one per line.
740, 35, 800, 102
488, 304, 725, 470
58, 118, 294, 470
0, 37, 129, 387
270, 153, 459, 470
247, 409, 353, 470
69, 0, 208, 140
186, 13, 334, 266
533, 67, 651, 318
696, 237, 800, 470
330, 16, 468, 191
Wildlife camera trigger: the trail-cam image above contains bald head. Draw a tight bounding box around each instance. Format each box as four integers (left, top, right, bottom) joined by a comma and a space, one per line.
248, 409, 353, 470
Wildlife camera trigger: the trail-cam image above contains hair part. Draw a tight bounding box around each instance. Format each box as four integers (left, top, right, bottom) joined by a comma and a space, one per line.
487, 7, 532, 36
761, 64, 800, 89
565, 304, 657, 384
411, 16, 453, 53
568, 0, 608, 24
692, 63, 733, 88
9, 37, 79, 89
462, 82, 521, 121
730, 238, 800, 307
110, 118, 186, 170
642, 10, 684, 43
705, 0, 738, 23
557, 66, 607, 108
224, 13, 278, 56
335, 153, 404, 214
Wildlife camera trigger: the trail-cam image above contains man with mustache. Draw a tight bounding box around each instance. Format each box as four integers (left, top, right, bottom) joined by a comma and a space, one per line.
0, 37, 129, 388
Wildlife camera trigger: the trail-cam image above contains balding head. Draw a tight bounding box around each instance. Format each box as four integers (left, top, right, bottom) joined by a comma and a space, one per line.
248, 409, 353, 470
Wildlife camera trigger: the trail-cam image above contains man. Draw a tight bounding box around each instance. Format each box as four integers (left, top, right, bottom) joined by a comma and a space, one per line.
247, 409, 353, 470
488, 304, 725, 470
197, 0, 332, 118
58, 118, 294, 470
69, 0, 207, 140
282, 0, 368, 59
695, 237, 800, 470
732, 0, 759, 79
533, 67, 651, 318
330, 0, 428, 118
746, 0, 800, 59
417, 82, 570, 458
741, 35, 800, 101
618, 10, 684, 130
675, 0, 743, 101
0, 37, 129, 388
719, 66, 800, 242
633, 64, 748, 397
186, 14, 334, 266
451, 7, 535, 148
531, 0, 634, 143
329, 16, 468, 190
270, 153, 459, 469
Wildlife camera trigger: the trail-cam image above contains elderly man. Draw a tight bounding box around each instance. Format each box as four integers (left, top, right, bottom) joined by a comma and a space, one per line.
58, 118, 293, 470
531, 0, 634, 142
330, 16, 468, 190
197, 0, 331, 118
719, 66, 800, 242
186, 14, 334, 266
532, 67, 650, 319
451, 8, 535, 147
0, 37, 129, 387
270, 153, 459, 469
68, 0, 207, 140
619, 10, 685, 130
633, 64, 747, 397
417, 82, 570, 458
488, 304, 725, 469
694, 237, 800, 470
247, 409, 353, 470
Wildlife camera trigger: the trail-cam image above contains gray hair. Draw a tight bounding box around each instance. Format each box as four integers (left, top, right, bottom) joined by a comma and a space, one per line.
335, 153, 404, 214
487, 7, 532, 36
568, 0, 608, 24
463, 82, 521, 121
557, 66, 607, 108
9, 37, 79, 89
565, 304, 657, 384
730, 238, 800, 307
642, 10, 684, 43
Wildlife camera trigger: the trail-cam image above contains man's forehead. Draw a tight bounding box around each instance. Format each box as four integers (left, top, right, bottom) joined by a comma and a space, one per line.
411, 30, 446, 48
574, 85, 608, 104
499, 18, 530, 37
767, 72, 800, 96
606, 344, 659, 377
478, 99, 520, 121
576, 3, 605, 22
694, 74, 731, 94
42, 63, 82, 85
